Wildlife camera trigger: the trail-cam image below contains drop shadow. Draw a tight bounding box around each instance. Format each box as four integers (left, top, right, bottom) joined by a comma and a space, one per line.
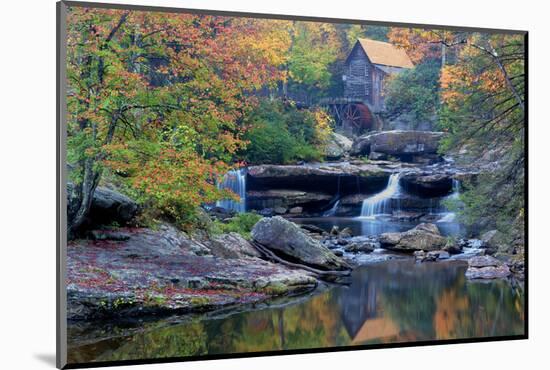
34, 353, 56, 367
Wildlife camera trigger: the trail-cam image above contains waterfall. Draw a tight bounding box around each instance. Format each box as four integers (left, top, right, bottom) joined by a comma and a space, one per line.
216, 168, 246, 213
438, 178, 460, 223
359, 173, 401, 218
324, 200, 340, 217
450, 178, 460, 200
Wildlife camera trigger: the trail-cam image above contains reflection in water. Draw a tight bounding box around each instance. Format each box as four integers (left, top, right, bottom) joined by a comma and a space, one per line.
67, 260, 524, 364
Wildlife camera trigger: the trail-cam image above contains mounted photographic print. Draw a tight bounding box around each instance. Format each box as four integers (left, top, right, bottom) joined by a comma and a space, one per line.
57, 1, 527, 368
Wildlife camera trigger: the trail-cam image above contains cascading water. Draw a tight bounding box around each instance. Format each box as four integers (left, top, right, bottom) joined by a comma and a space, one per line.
216, 169, 246, 213
438, 178, 460, 222
324, 200, 340, 217
323, 175, 342, 217
450, 178, 460, 200
359, 173, 401, 218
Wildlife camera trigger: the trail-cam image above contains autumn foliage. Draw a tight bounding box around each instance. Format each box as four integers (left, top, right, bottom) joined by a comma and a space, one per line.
66, 8, 292, 228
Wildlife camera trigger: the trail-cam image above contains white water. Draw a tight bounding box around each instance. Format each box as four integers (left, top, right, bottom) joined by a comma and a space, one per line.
216, 169, 246, 213
437, 178, 460, 223
450, 178, 460, 200
324, 200, 340, 217
359, 173, 401, 218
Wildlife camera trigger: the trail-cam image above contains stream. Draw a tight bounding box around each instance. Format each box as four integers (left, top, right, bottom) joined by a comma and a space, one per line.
67, 259, 524, 363
67, 162, 524, 363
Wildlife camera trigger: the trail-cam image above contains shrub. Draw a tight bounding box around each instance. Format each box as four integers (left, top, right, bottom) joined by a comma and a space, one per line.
241, 99, 332, 164
212, 212, 262, 239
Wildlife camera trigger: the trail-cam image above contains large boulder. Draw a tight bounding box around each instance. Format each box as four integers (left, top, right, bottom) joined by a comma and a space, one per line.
91, 187, 139, 224
325, 132, 353, 160
251, 216, 350, 271
399, 172, 453, 197
208, 232, 262, 259
247, 163, 390, 194
480, 229, 504, 255
379, 223, 447, 252
350, 130, 444, 161
68, 184, 139, 228
465, 255, 511, 279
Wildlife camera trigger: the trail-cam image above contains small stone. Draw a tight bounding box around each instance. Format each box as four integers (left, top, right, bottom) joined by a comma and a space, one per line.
339, 227, 353, 238
337, 238, 349, 246
258, 208, 274, 217
274, 206, 287, 215
289, 206, 303, 214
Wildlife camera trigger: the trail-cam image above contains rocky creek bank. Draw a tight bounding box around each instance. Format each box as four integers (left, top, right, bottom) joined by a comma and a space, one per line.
67, 215, 353, 321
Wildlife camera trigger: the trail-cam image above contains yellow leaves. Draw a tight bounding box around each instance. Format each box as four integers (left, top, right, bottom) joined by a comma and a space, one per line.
312, 108, 333, 145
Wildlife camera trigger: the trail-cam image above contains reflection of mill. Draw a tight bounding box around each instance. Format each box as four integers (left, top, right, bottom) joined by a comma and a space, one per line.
339, 276, 400, 343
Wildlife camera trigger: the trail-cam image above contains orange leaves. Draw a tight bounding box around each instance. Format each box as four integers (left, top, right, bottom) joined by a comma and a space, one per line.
388, 28, 440, 64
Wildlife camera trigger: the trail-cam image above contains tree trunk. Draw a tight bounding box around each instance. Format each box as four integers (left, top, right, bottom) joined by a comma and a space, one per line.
68, 157, 100, 238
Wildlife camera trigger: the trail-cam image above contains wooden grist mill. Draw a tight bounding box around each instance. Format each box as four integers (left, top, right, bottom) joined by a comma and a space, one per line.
321, 38, 414, 136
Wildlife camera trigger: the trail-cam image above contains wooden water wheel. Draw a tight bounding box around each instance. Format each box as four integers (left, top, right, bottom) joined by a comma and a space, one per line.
342, 103, 373, 133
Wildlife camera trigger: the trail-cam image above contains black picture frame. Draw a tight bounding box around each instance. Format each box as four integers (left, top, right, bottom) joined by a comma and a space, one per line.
57, 1, 528, 368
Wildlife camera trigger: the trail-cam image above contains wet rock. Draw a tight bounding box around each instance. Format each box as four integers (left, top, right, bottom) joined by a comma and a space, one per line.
391, 211, 425, 221
289, 206, 303, 214
337, 238, 349, 246
339, 227, 353, 238
258, 208, 274, 217
465, 255, 511, 279
334, 250, 344, 257
415, 223, 441, 234
427, 250, 450, 260
379, 223, 446, 252
468, 255, 502, 268
414, 250, 449, 262
251, 216, 350, 271
330, 225, 340, 236
90, 229, 131, 241
247, 163, 390, 194
67, 225, 318, 320
247, 190, 332, 212
274, 206, 287, 215
350, 130, 444, 160
208, 232, 261, 259
90, 187, 139, 225
443, 242, 462, 255
299, 224, 327, 235
344, 241, 375, 253
325, 132, 353, 160
400, 173, 453, 197
68, 184, 139, 228
462, 238, 483, 249
480, 229, 503, 255
414, 250, 433, 262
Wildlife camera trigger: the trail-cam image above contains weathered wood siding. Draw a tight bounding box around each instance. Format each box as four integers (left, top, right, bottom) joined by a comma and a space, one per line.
344, 43, 408, 112
344, 45, 372, 102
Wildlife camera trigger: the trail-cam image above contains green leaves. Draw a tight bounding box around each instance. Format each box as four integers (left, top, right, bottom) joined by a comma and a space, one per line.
385, 59, 441, 123
241, 99, 328, 165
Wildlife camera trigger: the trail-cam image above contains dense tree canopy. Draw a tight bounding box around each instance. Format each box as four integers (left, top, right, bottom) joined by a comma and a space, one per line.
66, 8, 290, 231
385, 59, 441, 124
66, 7, 525, 240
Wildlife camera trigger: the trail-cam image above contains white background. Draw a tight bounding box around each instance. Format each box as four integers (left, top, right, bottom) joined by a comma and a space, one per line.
0, 0, 547, 368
